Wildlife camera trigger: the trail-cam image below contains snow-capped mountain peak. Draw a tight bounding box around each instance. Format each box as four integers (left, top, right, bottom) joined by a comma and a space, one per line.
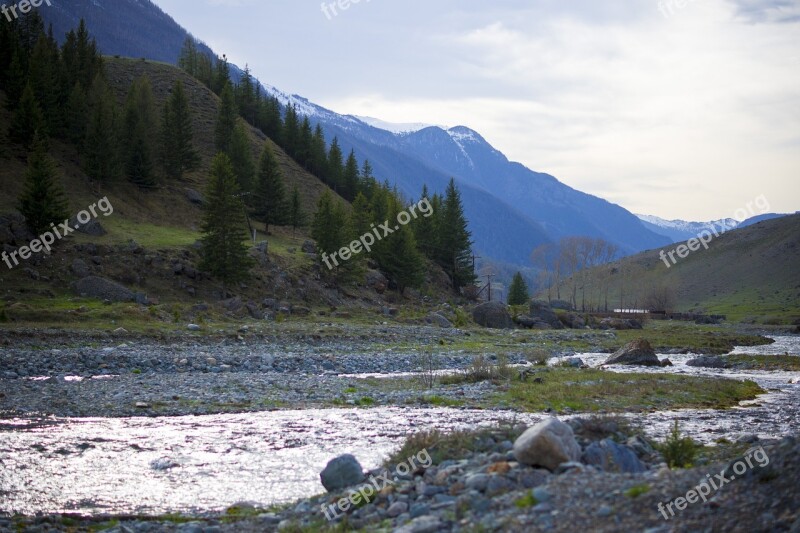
352, 116, 439, 135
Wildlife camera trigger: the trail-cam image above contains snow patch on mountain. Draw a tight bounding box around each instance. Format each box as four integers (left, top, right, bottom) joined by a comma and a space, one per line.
353, 116, 437, 134
636, 214, 739, 234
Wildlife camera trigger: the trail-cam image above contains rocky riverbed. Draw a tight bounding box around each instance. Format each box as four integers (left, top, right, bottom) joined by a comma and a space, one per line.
1, 323, 798, 532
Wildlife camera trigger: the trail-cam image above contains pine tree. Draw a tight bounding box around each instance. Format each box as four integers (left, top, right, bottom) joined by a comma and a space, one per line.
288, 186, 307, 233
27, 34, 60, 132
437, 178, 475, 290
161, 80, 199, 180
253, 143, 287, 232
327, 137, 344, 191
297, 116, 313, 168
10, 82, 47, 147
258, 96, 283, 142
65, 81, 88, 146
413, 185, 438, 259
359, 159, 375, 196
83, 75, 120, 182
381, 198, 425, 292
214, 82, 237, 153
350, 192, 373, 239
310, 124, 328, 178
212, 54, 230, 95
200, 153, 254, 288
177, 37, 198, 77
312, 190, 353, 269
18, 134, 69, 235
236, 65, 257, 124
507, 272, 530, 306
342, 149, 359, 201
282, 104, 300, 158
123, 76, 157, 187
228, 123, 256, 193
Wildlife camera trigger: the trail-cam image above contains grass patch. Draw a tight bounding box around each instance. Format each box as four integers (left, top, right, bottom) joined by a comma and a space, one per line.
515, 490, 539, 508
724, 354, 800, 371
500, 368, 764, 413
625, 484, 651, 498
440, 353, 515, 385
420, 395, 463, 407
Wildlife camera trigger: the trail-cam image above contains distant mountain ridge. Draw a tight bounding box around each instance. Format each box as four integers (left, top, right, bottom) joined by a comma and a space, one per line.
39, 0, 672, 266
637, 213, 790, 243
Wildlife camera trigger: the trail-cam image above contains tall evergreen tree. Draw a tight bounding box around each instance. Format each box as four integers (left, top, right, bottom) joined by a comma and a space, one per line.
228, 123, 256, 193
381, 197, 425, 292
312, 190, 353, 267
310, 124, 328, 178
84, 75, 120, 182
297, 116, 313, 168
236, 65, 257, 124
65, 81, 88, 146
18, 134, 69, 235
288, 186, 307, 233
177, 37, 199, 77
327, 136, 344, 191
413, 185, 438, 259
350, 192, 373, 239
27, 33, 60, 132
160, 80, 199, 180
282, 104, 300, 158
9, 82, 46, 147
437, 178, 475, 290
342, 149, 359, 201
199, 153, 254, 288
123, 76, 157, 187
252, 143, 287, 232
212, 54, 230, 95
214, 82, 237, 153
507, 272, 530, 306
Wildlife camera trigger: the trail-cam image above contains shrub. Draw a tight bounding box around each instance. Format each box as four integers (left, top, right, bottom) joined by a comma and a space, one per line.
657, 420, 698, 468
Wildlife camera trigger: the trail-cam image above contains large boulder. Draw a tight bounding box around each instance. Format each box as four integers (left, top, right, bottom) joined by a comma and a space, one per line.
513, 418, 582, 471
582, 438, 647, 473
473, 301, 514, 329
528, 300, 563, 330
426, 313, 453, 328
604, 339, 660, 366
74, 276, 135, 302
320, 454, 365, 492
365, 270, 388, 294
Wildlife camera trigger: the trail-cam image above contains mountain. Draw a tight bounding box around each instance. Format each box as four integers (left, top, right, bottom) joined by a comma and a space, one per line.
39, 0, 672, 266
638, 213, 790, 244
351, 116, 436, 135
559, 214, 800, 322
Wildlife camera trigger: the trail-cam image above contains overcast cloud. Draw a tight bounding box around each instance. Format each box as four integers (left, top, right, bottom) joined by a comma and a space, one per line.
155, 0, 800, 220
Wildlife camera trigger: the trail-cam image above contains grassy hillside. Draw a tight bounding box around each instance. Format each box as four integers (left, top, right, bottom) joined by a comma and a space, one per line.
1, 57, 340, 229
549, 214, 800, 323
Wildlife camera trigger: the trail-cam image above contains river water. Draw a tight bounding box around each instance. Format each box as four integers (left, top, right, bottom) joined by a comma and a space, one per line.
1, 337, 797, 516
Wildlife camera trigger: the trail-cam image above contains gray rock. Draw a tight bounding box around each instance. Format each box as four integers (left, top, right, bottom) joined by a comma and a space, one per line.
71, 258, 91, 278
187, 324, 201, 331
320, 454, 365, 492
74, 276, 135, 302
465, 473, 490, 491
473, 301, 514, 329
604, 339, 660, 366
71, 218, 106, 236
599, 318, 643, 330
513, 418, 582, 471
528, 300, 564, 329
301, 240, 317, 254
426, 313, 453, 328
582, 438, 647, 473
365, 270, 388, 293
686, 355, 730, 369
387, 501, 408, 517
394, 515, 443, 533
185, 188, 205, 206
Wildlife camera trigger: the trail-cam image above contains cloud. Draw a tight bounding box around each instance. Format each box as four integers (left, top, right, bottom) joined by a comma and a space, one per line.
728, 0, 800, 23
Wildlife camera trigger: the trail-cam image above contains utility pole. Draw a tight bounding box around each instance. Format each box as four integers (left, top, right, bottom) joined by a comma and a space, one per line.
486, 274, 494, 302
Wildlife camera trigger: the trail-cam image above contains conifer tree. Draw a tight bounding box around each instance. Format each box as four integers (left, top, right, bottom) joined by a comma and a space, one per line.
236, 65, 257, 124
160, 80, 199, 180
381, 198, 425, 292
214, 82, 237, 153
178, 37, 199, 77
83, 75, 120, 182
282, 104, 300, 158
413, 185, 438, 259
18, 134, 69, 235
27, 34, 60, 131
258, 96, 283, 142
312, 190, 352, 267
507, 272, 530, 306
200, 153, 254, 288
342, 149, 359, 201
65, 81, 88, 146
10, 82, 47, 147
297, 116, 313, 168
228, 123, 255, 193
288, 186, 307, 233
123, 77, 158, 187
437, 178, 475, 290
350, 192, 373, 239
212, 54, 230, 95
253, 143, 287, 232
327, 136, 344, 191
310, 124, 328, 177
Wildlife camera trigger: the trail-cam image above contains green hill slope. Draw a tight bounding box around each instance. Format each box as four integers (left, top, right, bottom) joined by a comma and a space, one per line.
553, 215, 800, 323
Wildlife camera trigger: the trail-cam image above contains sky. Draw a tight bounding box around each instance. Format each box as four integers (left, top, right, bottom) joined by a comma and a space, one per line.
154, 0, 800, 221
